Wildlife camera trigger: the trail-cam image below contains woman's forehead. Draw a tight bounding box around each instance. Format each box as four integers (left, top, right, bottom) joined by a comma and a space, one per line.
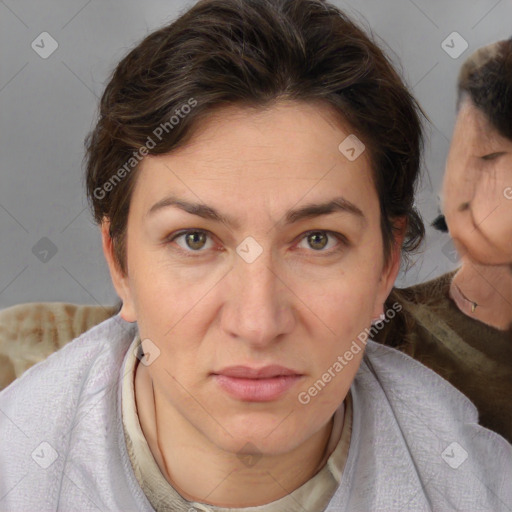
164, 101, 362, 155
135, 103, 375, 202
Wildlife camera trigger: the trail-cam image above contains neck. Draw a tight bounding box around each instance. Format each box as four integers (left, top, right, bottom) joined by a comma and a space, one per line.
449, 260, 512, 331
134, 362, 337, 508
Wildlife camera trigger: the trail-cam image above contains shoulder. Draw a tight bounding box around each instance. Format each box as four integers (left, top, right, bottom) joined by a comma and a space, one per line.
0, 313, 137, 414
361, 338, 478, 422
0, 311, 135, 396
395, 270, 454, 305
0, 302, 118, 389
0, 315, 138, 509
348, 340, 512, 509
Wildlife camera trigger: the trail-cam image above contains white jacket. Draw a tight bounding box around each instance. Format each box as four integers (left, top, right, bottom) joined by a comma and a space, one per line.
0, 314, 511, 511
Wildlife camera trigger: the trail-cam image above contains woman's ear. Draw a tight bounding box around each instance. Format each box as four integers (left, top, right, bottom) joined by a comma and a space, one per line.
371, 217, 407, 322
101, 219, 137, 323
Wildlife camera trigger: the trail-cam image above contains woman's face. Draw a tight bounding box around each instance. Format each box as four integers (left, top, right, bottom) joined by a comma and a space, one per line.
104, 101, 400, 456
442, 98, 512, 265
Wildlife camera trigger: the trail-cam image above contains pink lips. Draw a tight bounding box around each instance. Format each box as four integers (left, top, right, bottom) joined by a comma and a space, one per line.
212, 365, 303, 402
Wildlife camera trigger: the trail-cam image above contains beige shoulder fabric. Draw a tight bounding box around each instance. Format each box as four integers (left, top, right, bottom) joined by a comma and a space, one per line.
0, 302, 118, 390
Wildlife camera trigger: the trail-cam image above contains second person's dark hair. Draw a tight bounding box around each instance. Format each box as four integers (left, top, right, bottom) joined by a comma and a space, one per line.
457, 37, 512, 140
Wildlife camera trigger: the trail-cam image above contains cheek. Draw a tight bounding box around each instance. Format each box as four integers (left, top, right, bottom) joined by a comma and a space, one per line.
129, 244, 216, 322
306, 265, 381, 353
305, 278, 378, 410
472, 180, 512, 257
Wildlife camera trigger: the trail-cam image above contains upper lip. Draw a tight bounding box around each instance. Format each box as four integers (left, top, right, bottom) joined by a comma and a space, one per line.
213, 365, 302, 379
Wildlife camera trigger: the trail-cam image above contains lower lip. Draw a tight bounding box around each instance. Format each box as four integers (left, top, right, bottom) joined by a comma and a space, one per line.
213, 374, 303, 402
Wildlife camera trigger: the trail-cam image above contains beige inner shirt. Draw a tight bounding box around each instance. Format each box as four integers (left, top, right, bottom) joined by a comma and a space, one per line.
121, 334, 352, 512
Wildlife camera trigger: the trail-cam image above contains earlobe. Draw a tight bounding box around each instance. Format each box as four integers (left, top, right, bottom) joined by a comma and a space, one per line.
100, 220, 137, 323
372, 218, 406, 321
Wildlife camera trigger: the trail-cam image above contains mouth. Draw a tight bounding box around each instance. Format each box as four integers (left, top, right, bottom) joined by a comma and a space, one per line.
212, 365, 304, 402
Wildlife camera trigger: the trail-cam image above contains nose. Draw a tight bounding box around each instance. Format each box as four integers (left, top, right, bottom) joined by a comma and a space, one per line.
441, 158, 478, 225
220, 248, 295, 348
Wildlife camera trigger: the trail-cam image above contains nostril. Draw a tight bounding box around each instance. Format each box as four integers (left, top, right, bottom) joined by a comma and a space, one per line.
458, 201, 470, 212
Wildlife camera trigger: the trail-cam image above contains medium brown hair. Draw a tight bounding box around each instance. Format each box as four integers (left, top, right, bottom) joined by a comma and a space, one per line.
457, 37, 512, 140
85, 0, 425, 276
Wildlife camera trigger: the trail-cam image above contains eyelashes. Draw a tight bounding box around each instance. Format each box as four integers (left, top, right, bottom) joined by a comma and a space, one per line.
170, 230, 213, 252
293, 230, 349, 254
480, 152, 505, 161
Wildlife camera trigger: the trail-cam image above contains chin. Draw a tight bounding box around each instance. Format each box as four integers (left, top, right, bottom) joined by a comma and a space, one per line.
208, 415, 307, 455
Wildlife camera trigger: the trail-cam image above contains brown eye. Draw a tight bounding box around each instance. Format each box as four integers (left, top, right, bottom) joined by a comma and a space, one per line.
307, 231, 329, 250
184, 231, 208, 250
296, 230, 348, 255
168, 230, 213, 253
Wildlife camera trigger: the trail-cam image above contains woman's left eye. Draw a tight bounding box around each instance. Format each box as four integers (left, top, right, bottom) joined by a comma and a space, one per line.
168, 230, 214, 252
296, 231, 347, 253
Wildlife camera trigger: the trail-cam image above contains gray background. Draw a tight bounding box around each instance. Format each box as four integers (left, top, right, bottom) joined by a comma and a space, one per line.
1, 0, 511, 309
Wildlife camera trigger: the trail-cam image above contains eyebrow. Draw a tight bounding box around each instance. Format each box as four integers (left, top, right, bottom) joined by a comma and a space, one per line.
146, 194, 366, 228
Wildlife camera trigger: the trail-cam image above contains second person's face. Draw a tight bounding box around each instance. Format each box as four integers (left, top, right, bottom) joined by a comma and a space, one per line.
442, 98, 512, 265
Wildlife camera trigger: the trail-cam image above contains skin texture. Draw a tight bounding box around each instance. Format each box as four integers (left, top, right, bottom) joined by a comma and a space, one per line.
442, 98, 512, 330
102, 101, 403, 507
